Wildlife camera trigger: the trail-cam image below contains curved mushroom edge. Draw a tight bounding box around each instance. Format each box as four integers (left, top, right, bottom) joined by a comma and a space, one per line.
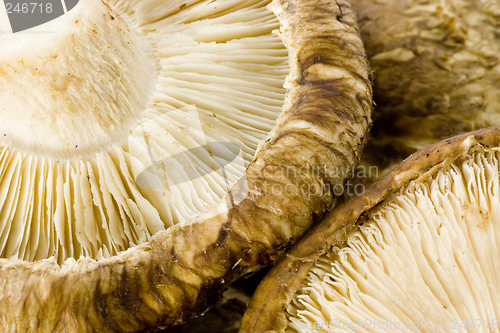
239, 126, 500, 333
0, 0, 372, 332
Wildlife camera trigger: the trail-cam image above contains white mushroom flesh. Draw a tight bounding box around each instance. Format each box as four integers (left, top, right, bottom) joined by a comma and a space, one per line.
0, 0, 288, 262
287, 149, 500, 332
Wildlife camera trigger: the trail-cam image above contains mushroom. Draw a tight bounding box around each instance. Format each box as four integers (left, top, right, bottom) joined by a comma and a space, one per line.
350, 0, 500, 176
0, 0, 372, 331
166, 285, 251, 333
240, 127, 500, 332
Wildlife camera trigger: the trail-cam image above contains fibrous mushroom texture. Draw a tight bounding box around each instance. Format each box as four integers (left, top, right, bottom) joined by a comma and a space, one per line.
0, 0, 290, 262
239, 128, 500, 333
352, 0, 500, 166
0, 0, 373, 331
289, 148, 500, 332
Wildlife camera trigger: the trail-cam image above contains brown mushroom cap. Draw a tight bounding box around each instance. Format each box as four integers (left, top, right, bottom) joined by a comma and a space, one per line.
351, 0, 500, 173
240, 127, 500, 332
0, 0, 372, 331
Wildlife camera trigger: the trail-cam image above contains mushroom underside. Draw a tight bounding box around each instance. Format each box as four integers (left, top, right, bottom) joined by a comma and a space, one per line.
239, 128, 500, 333
0, 0, 373, 331
0, 0, 290, 263
289, 146, 500, 332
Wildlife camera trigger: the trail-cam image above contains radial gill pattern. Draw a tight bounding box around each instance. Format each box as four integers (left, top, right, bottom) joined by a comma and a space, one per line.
0, 0, 288, 262
287, 149, 500, 333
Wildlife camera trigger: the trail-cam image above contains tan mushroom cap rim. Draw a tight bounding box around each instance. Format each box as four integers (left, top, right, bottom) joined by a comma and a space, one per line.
240, 126, 500, 333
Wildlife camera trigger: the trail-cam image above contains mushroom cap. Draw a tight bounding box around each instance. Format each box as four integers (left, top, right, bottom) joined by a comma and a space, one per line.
240, 127, 500, 332
0, 0, 372, 331
341, 0, 500, 202
352, 0, 500, 167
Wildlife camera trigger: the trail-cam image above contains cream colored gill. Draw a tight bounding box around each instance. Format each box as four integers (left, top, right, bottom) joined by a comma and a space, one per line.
0, 0, 288, 262
287, 149, 500, 333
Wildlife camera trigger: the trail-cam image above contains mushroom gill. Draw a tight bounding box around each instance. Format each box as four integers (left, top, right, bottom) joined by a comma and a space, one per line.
288, 147, 500, 332
0, 0, 373, 331
0, 0, 290, 262
240, 128, 500, 333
